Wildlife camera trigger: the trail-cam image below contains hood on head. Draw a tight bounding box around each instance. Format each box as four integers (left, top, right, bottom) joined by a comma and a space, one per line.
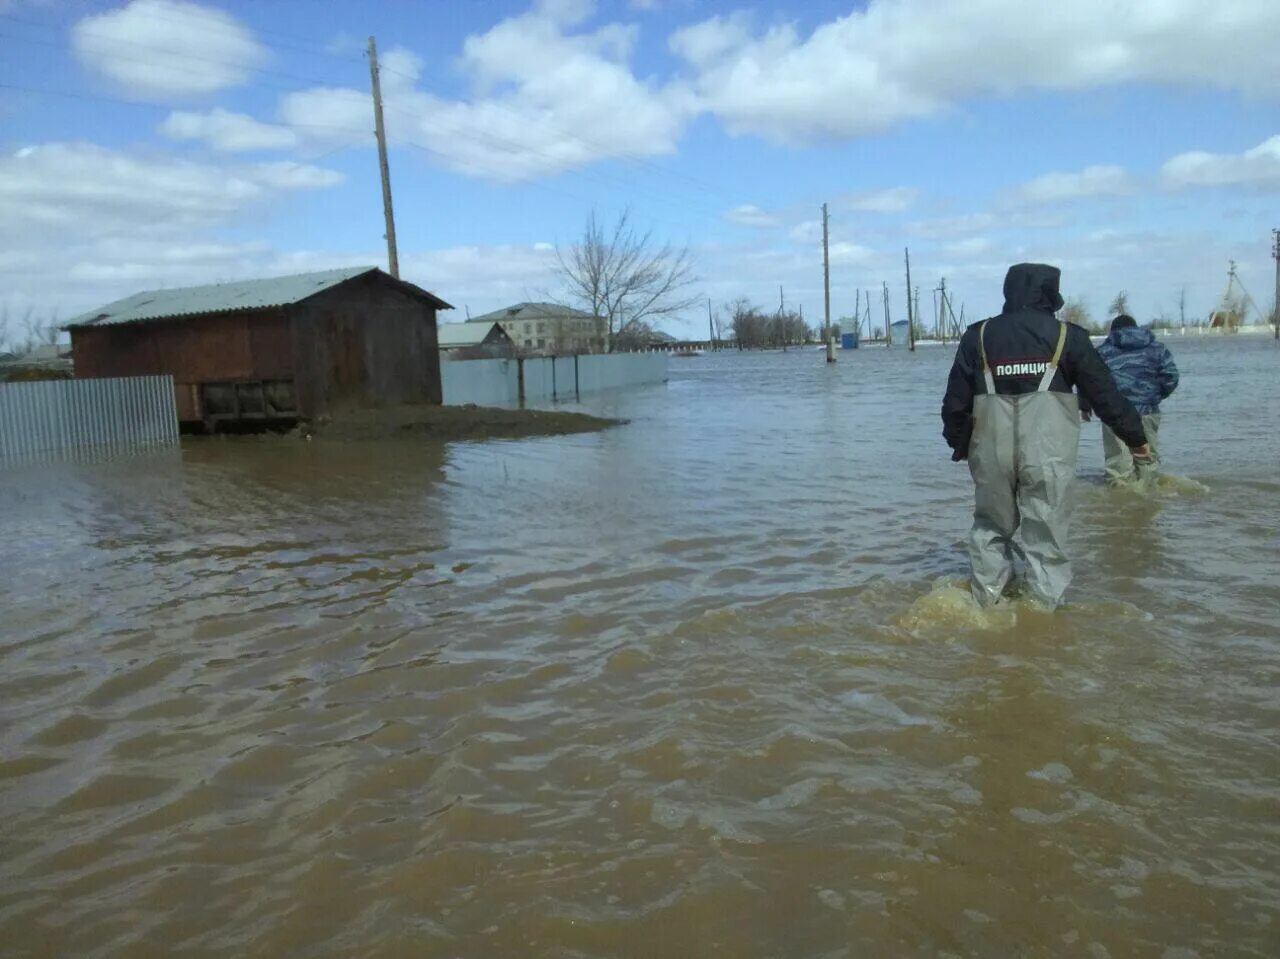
1002, 263, 1065, 313
1107, 325, 1155, 350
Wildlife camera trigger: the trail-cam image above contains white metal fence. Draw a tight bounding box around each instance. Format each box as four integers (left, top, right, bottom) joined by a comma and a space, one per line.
441, 353, 668, 407
0, 375, 180, 467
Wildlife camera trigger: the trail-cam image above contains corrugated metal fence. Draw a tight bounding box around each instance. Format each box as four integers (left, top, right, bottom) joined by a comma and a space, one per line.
0, 376, 180, 467
441, 353, 669, 407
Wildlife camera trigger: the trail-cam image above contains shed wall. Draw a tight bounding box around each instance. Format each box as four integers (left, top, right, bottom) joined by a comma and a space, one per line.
291, 275, 441, 416
70, 309, 292, 421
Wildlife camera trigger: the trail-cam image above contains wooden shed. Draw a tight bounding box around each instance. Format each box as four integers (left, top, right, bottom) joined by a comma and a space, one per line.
66, 267, 452, 428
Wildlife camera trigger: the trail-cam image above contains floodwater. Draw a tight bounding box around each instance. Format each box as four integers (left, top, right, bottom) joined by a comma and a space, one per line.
1, 335, 1277, 958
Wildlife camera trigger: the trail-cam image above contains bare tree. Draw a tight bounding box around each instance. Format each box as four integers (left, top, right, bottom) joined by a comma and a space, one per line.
1108, 290, 1130, 317
1060, 296, 1094, 332
0, 307, 58, 355
555, 208, 699, 351
727, 298, 769, 349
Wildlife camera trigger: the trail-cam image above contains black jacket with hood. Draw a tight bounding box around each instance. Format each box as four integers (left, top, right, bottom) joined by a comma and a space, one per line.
941, 263, 1146, 461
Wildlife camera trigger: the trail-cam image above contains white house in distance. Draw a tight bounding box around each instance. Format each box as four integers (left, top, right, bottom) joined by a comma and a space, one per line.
467, 302, 606, 356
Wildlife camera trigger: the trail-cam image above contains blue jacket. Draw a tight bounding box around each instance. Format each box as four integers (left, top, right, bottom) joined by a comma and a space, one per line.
1096, 327, 1179, 414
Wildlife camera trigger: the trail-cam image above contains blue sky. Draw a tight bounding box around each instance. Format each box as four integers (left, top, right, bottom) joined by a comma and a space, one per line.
1, 0, 1277, 341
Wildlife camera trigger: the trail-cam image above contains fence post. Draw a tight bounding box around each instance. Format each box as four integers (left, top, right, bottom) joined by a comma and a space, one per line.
574, 353, 580, 401
517, 357, 525, 407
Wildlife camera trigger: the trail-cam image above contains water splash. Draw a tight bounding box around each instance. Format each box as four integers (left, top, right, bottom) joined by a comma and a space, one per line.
896, 580, 1018, 635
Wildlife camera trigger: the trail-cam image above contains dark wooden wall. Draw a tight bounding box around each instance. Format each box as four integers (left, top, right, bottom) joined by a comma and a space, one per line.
70, 309, 292, 421
291, 273, 441, 417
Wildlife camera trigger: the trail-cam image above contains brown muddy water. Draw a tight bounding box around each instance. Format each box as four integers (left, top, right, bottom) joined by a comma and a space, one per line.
1, 336, 1277, 958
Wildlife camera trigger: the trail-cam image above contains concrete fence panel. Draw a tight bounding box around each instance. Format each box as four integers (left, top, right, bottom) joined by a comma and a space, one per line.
441, 353, 669, 407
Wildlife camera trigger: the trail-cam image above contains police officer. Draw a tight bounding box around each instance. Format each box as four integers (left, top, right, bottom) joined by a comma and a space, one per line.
942, 264, 1150, 608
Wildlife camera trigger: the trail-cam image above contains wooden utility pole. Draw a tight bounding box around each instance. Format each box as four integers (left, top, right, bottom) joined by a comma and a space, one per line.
1272, 228, 1279, 339
854, 289, 861, 347
904, 248, 916, 351
822, 203, 835, 363
1179, 286, 1186, 335
882, 281, 891, 348
368, 36, 399, 279
707, 296, 715, 349
937, 277, 948, 343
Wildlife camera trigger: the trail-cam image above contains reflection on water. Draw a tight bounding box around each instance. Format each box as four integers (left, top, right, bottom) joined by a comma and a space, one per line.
2, 337, 1277, 957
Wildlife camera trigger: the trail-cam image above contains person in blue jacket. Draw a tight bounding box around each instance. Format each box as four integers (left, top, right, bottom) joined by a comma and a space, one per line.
1083, 314, 1179, 486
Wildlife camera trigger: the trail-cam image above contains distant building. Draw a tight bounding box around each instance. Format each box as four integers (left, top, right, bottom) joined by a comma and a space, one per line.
437, 321, 515, 360
890, 320, 911, 347
66, 266, 451, 428
0, 343, 73, 382
469, 302, 605, 355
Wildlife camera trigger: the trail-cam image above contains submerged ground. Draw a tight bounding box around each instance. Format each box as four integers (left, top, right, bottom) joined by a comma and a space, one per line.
2, 336, 1276, 957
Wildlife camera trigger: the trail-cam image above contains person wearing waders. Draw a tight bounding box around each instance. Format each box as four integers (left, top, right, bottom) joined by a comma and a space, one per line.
941, 264, 1151, 609
1081, 314, 1179, 487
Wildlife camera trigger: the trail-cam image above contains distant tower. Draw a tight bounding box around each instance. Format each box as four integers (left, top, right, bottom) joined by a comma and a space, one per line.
1208, 260, 1262, 332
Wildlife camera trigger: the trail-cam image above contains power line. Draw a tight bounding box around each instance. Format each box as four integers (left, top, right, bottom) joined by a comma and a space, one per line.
1, 78, 728, 229
0, 6, 364, 64
1, 9, 745, 209
0, 17, 353, 91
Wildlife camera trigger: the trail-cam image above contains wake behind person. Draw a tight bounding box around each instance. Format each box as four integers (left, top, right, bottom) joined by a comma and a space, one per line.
941, 264, 1150, 609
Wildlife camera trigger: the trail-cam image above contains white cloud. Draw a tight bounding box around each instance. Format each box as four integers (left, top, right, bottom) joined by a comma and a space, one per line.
280, 6, 691, 182
1161, 134, 1280, 189
789, 220, 821, 244
906, 213, 998, 240
669, 0, 1280, 143
250, 161, 343, 190
944, 237, 994, 258
162, 108, 297, 152
907, 210, 1068, 239
0, 143, 340, 244
724, 204, 778, 227
842, 187, 918, 214
278, 86, 371, 141
72, 0, 267, 99
1005, 165, 1132, 205
828, 241, 875, 265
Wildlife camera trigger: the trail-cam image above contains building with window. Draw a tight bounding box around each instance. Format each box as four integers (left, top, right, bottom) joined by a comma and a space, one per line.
467, 302, 605, 355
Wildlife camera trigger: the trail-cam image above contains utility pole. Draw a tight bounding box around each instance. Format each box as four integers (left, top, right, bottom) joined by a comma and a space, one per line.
882, 281, 891, 348
822, 203, 835, 363
779, 285, 786, 351
707, 296, 715, 349
904, 248, 916, 352
937, 277, 948, 343
1179, 286, 1186, 336
854, 289, 861, 348
1272, 228, 1279, 339
368, 36, 399, 279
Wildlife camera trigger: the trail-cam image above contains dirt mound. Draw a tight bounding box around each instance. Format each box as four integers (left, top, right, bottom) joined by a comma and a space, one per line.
307, 404, 624, 442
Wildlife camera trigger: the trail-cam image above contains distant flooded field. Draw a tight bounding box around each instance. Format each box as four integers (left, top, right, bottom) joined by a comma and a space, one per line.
2, 336, 1277, 957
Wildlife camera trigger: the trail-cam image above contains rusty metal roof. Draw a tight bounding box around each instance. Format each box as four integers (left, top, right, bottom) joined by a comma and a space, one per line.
66, 266, 452, 328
